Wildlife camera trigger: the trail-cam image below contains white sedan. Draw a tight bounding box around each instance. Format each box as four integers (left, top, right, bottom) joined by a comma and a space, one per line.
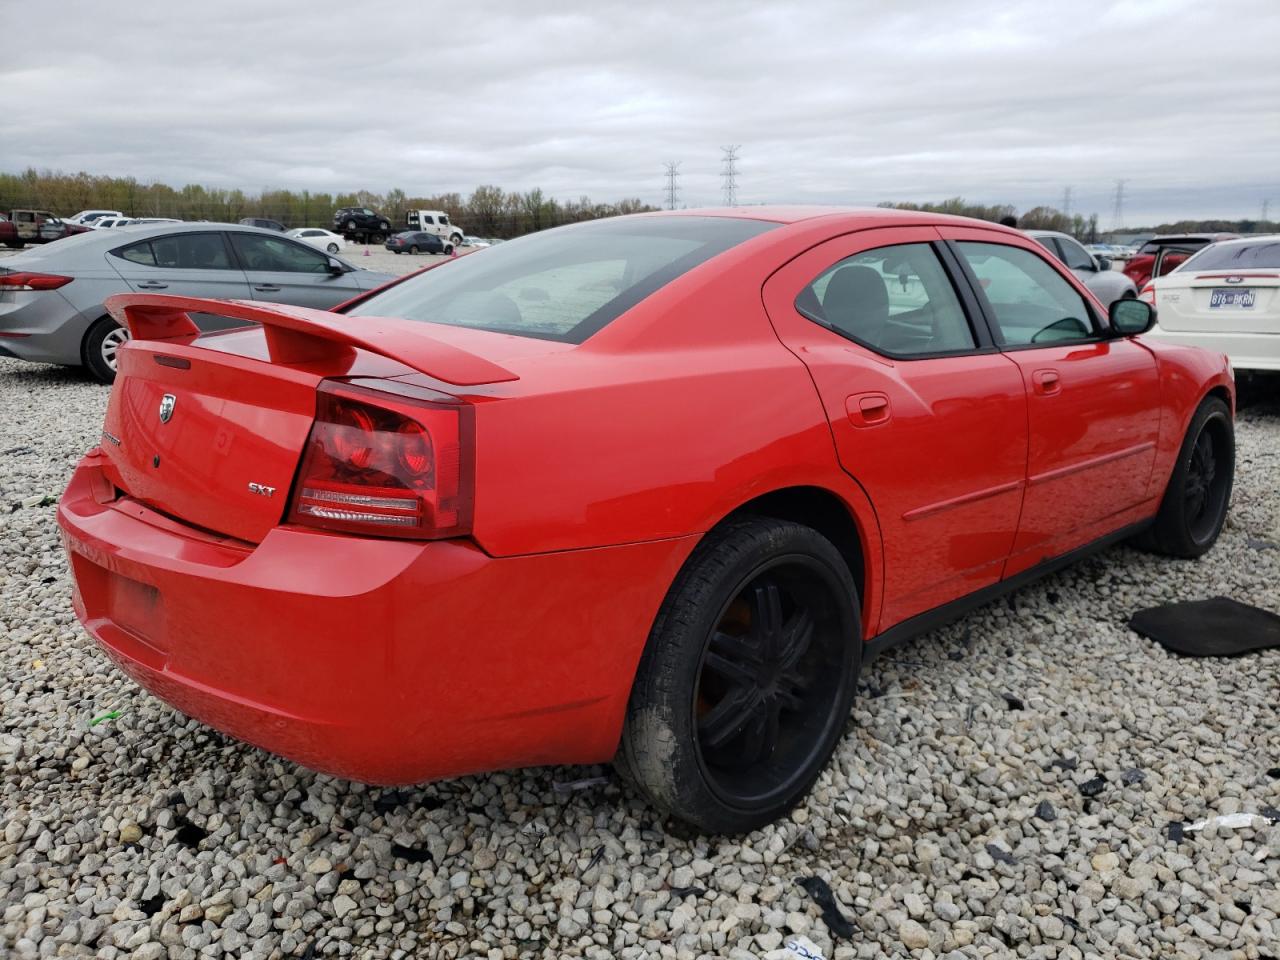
287, 228, 347, 254
1143, 235, 1280, 372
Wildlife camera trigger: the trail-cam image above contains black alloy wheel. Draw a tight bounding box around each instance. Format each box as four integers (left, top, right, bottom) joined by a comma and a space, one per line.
1182, 415, 1231, 545
1135, 395, 1233, 558
693, 560, 849, 810
618, 517, 860, 833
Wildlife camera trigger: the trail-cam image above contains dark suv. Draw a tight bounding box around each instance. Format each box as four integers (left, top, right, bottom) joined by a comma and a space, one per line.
332, 207, 392, 236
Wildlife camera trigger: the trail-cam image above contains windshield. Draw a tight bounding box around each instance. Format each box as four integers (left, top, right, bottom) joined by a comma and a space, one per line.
1178, 239, 1280, 271
347, 215, 778, 343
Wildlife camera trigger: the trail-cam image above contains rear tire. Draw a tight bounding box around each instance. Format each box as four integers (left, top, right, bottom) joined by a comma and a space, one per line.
326, 242, 339, 253
409, 245, 419, 254
617, 517, 860, 834
1134, 396, 1233, 558
82, 316, 129, 384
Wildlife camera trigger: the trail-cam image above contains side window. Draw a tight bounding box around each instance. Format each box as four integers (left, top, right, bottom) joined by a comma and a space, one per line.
117, 241, 156, 266
149, 233, 233, 270
423, 215, 435, 225
795, 242, 976, 357
230, 233, 328, 273
439, 215, 450, 225
957, 242, 1095, 346
1059, 238, 1094, 271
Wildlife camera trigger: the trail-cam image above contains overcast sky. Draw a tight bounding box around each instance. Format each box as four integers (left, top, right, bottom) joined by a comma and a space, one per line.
3, 0, 1277, 226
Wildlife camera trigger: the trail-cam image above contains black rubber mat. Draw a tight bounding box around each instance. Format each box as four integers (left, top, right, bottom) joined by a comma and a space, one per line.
1129, 597, 1280, 657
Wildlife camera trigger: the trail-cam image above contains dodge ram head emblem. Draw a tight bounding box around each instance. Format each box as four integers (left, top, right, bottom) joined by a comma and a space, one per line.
159, 394, 176, 423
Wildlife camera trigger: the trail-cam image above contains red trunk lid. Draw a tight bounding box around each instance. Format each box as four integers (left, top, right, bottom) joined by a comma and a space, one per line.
97, 295, 521, 544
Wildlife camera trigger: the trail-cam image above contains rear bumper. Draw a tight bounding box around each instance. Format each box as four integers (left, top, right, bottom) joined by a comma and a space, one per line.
58, 451, 695, 784
1146, 326, 1280, 371
0, 289, 88, 365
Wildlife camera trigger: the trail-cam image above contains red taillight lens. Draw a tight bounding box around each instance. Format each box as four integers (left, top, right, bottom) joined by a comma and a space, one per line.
288, 381, 473, 540
0, 271, 73, 291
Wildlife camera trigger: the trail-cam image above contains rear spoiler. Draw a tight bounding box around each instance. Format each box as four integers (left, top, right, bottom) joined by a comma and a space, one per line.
104, 293, 518, 386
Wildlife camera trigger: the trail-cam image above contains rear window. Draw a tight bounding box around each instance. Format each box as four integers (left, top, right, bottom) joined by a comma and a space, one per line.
347, 216, 778, 342
1178, 240, 1280, 271
1138, 239, 1209, 256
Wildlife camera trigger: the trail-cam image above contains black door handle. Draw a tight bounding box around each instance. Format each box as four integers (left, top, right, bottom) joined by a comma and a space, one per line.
136, 281, 168, 289
253, 284, 281, 292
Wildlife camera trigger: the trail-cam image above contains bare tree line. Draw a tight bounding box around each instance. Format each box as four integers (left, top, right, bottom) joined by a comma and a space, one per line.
0, 169, 657, 238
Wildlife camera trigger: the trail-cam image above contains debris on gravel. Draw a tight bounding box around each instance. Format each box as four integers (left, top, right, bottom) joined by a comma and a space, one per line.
1, 359, 1277, 958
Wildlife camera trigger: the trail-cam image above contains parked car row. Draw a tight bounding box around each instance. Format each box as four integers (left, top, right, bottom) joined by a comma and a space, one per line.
0, 222, 396, 381
1, 209, 92, 248
1028, 229, 1138, 306
1140, 234, 1279, 373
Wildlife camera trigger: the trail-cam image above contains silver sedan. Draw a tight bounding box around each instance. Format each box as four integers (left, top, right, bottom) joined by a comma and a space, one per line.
1027, 230, 1137, 307
0, 222, 397, 382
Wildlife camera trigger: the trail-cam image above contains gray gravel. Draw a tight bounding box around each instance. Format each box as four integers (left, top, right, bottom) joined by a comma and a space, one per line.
1, 356, 1277, 959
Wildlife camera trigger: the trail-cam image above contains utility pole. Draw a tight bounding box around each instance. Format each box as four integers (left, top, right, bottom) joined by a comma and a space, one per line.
1112, 179, 1127, 229
1061, 186, 1072, 220
1262, 199, 1271, 226
663, 161, 681, 211
721, 145, 740, 207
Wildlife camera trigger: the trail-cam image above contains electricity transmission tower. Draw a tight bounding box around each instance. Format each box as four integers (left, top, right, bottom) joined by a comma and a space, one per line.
1112, 179, 1127, 229
663, 161, 681, 210
1061, 186, 1072, 219
721, 145, 740, 207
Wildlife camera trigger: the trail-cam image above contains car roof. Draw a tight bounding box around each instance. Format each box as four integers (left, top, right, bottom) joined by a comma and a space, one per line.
1190, 233, 1280, 247
634, 205, 1028, 237
1147, 233, 1239, 243
1025, 229, 1071, 239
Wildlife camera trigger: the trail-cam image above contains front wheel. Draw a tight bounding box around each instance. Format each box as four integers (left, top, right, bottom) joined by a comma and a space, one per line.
1135, 396, 1234, 557
617, 517, 860, 834
450, 233, 464, 247
82, 316, 129, 384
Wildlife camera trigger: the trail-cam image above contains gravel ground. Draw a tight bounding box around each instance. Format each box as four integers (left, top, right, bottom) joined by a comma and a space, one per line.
0, 351, 1277, 959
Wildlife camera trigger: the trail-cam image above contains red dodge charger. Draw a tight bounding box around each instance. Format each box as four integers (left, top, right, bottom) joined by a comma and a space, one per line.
58, 208, 1234, 832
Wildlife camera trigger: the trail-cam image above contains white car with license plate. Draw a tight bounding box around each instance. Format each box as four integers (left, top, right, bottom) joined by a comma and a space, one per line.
1142, 235, 1280, 372
286, 228, 347, 254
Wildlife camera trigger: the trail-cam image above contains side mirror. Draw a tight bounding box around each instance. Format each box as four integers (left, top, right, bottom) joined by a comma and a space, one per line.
1110, 297, 1155, 336
1096, 256, 1112, 271
327, 257, 348, 274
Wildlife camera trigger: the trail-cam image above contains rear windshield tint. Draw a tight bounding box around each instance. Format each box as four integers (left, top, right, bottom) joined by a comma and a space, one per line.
1138, 239, 1209, 255
346, 216, 778, 342
1179, 240, 1280, 271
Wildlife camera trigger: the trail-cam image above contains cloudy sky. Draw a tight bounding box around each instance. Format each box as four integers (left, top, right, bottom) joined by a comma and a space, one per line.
3, 0, 1277, 226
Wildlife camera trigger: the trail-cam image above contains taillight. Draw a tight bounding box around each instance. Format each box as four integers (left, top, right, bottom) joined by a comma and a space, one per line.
288, 381, 473, 540
0, 271, 73, 291
1139, 285, 1156, 305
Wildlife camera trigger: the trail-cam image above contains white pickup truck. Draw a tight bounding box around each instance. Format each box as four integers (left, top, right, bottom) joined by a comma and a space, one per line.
405, 210, 465, 249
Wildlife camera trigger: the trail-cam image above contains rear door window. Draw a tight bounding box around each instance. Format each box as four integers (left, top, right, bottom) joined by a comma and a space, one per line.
957, 242, 1096, 346
796, 242, 977, 356
150, 233, 235, 269
114, 233, 233, 270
